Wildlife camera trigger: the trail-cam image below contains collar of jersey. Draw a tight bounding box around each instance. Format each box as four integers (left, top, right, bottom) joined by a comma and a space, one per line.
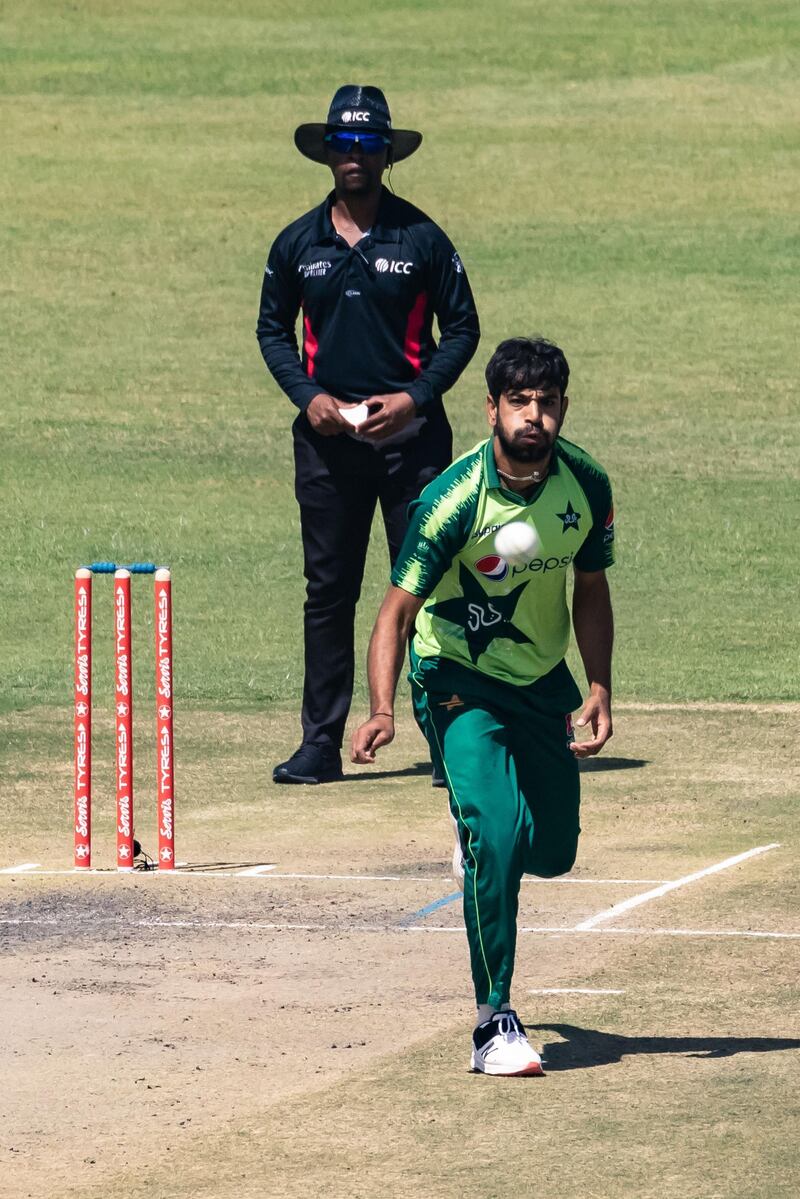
483, 437, 560, 505
313, 188, 402, 246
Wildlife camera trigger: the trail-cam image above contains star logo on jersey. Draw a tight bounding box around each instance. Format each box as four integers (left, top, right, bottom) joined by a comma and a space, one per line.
427, 564, 532, 664
556, 500, 581, 533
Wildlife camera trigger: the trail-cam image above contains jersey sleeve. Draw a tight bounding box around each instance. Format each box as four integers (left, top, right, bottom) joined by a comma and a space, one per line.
574, 471, 615, 572
256, 233, 321, 411
404, 228, 480, 409
391, 452, 482, 597
390, 498, 462, 598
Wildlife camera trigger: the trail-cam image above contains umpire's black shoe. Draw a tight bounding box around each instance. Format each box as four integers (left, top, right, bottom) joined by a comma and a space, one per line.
273, 744, 344, 785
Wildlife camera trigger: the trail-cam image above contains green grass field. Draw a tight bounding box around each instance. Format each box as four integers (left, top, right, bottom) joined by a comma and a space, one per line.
3, 0, 799, 716
1, 2, 799, 1196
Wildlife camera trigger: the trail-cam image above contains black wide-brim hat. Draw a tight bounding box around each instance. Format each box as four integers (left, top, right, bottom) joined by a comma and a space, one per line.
294, 84, 422, 165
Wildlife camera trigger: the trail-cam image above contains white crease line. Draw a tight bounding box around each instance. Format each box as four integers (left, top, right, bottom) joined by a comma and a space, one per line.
587, 927, 800, 940
0, 917, 378, 933
249, 873, 665, 885
256, 872, 440, 882
528, 988, 625, 995
614, 701, 800, 714
574, 844, 781, 931
0, 863, 40, 874
530, 878, 664, 885
0, 869, 437, 881
412, 925, 800, 940
235, 872, 661, 884
0, 867, 666, 885
1, 917, 797, 940
0, 869, 436, 881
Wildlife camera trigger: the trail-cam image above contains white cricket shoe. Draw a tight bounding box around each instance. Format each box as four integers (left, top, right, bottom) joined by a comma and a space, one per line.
449, 807, 465, 890
471, 1011, 545, 1077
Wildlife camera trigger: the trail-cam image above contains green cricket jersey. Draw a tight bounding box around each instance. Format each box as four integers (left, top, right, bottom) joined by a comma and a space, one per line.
392, 436, 615, 690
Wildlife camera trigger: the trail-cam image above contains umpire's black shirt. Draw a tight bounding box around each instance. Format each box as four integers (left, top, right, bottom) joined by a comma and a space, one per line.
256, 188, 480, 421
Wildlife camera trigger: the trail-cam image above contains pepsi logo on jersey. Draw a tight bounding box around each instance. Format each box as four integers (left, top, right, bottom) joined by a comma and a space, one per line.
475, 555, 509, 582
475, 552, 576, 580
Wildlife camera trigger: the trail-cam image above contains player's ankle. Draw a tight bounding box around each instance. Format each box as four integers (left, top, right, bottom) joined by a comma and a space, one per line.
475, 1001, 511, 1027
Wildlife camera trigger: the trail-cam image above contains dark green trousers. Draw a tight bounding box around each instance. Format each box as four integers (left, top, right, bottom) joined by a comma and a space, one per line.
412, 656, 581, 1008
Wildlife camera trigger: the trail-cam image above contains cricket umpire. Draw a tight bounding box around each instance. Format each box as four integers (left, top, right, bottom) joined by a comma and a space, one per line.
352, 338, 615, 1075
257, 85, 480, 784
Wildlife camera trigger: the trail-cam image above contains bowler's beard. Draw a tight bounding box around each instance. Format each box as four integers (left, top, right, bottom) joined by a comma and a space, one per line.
494, 414, 556, 464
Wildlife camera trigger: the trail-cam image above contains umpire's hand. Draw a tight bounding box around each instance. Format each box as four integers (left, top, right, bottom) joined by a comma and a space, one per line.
359, 392, 416, 440
306, 393, 354, 436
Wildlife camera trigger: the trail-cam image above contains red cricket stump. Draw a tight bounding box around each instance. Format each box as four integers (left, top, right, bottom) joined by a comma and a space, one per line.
74, 569, 93, 868
72, 560, 176, 870
154, 569, 175, 870
114, 570, 135, 870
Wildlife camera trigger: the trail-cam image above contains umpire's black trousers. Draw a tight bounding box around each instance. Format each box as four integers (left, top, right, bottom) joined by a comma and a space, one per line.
292, 411, 452, 751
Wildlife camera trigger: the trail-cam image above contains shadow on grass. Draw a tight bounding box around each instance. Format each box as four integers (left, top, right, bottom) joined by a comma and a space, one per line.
342, 758, 649, 782
531, 1023, 800, 1070
342, 761, 434, 782
577, 757, 648, 772
174, 862, 274, 872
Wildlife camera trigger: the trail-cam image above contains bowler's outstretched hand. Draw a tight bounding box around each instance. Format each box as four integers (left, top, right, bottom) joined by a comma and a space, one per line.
351, 714, 395, 763
569, 687, 613, 758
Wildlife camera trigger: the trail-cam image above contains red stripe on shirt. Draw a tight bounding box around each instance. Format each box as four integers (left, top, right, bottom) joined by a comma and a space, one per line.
403, 291, 428, 376
302, 310, 318, 378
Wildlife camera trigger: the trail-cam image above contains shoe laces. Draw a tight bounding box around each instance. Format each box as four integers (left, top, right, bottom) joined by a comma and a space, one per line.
493, 1012, 524, 1043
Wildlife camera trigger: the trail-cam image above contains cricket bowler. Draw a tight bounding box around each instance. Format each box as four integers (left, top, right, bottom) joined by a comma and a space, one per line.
351, 337, 615, 1076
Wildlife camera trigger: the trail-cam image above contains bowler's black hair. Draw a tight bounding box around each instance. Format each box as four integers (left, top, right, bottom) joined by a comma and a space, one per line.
485, 337, 570, 402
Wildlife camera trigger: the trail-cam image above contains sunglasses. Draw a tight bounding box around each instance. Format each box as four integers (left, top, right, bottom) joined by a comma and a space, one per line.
324, 130, 391, 156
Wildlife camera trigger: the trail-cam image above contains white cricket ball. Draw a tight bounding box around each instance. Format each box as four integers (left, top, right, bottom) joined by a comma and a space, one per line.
340, 402, 370, 427
494, 521, 540, 566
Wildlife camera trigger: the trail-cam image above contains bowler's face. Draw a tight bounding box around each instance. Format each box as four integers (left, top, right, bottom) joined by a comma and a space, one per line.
488, 387, 567, 463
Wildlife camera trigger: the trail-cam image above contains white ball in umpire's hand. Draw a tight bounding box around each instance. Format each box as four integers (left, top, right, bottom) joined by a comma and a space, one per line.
340, 402, 370, 427
494, 521, 540, 566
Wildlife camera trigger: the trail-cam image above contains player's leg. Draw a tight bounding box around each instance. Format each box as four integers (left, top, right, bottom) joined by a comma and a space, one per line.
510, 706, 581, 880
423, 690, 544, 1075
408, 651, 446, 784
275, 419, 379, 782
423, 692, 526, 1010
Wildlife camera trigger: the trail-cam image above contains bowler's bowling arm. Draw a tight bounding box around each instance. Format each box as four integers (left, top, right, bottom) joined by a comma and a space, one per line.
351, 585, 425, 763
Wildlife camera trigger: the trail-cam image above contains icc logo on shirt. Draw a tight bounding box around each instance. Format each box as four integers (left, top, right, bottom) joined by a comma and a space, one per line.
375, 258, 413, 275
